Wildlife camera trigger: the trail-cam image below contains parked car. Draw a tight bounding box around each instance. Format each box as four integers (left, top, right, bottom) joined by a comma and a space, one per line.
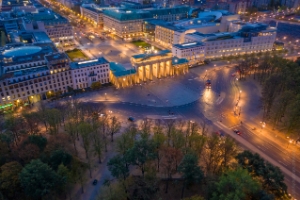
128, 116, 135, 122
216, 130, 225, 137
92, 179, 98, 185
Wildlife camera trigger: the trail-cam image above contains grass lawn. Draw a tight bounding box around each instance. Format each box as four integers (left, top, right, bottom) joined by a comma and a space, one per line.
131, 40, 161, 52
131, 40, 151, 48
66, 49, 89, 61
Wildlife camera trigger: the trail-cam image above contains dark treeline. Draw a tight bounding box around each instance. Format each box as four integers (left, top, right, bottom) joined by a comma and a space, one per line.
235, 52, 300, 137
100, 119, 289, 200
0, 99, 121, 200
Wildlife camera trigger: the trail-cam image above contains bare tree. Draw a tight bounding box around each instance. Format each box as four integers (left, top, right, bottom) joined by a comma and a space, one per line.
65, 120, 78, 155
161, 146, 182, 193
99, 116, 109, 152
164, 119, 176, 146
139, 118, 152, 139
199, 119, 209, 136
108, 116, 121, 142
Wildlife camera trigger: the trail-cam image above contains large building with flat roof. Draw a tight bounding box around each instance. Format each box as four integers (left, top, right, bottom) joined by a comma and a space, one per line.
22, 10, 74, 48
102, 6, 190, 38
0, 42, 113, 107
173, 23, 277, 62
7, 31, 52, 44
0, 0, 33, 12
80, 4, 116, 27
154, 11, 240, 48
0, 44, 73, 105
155, 19, 220, 48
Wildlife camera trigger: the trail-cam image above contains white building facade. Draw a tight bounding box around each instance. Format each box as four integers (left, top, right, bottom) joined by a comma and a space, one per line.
0, 45, 73, 105
70, 58, 110, 89
172, 42, 206, 64
175, 23, 277, 61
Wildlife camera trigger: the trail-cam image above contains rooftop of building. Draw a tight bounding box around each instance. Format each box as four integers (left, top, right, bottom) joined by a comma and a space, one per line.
0, 44, 56, 66
109, 62, 136, 77
198, 10, 235, 21
172, 57, 189, 66
81, 4, 114, 13
173, 42, 204, 49
12, 65, 48, 78
157, 17, 218, 32
102, 6, 190, 21
120, 1, 153, 9
186, 31, 241, 41
70, 57, 109, 69
1, 0, 33, 7
132, 49, 171, 60
175, 17, 216, 26
44, 52, 69, 62
8, 31, 52, 44
143, 19, 169, 26
239, 23, 274, 32
157, 23, 186, 31
102, 9, 151, 21
2, 46, 43, 57
23, 10, 69, 25
146, 6, 190, 16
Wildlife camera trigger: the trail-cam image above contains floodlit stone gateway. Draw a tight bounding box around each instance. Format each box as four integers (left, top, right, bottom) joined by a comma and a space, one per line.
110, 50, 189, 88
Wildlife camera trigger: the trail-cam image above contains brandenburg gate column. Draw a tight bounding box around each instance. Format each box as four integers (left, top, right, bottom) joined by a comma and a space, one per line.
149, 64, 153, 80
161, 62, 166, 77
143, 65, 146, 82
157, 63, 161, 78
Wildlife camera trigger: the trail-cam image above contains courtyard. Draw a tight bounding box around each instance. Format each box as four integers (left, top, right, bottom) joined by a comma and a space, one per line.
65, 48, 89, 61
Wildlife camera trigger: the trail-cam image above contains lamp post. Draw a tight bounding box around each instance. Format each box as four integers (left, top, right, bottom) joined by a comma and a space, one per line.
287, 139, 292, 148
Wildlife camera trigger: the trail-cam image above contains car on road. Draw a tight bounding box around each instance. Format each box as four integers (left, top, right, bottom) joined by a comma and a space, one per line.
233, 129, 241, 135
205, 79, 211, 89
92, 179, 98, 185
128, 116, 135, 122
216, 130, 225, 137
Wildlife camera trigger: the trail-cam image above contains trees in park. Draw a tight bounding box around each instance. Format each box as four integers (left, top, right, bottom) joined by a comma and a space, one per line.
107, 155, 130, 198
236, 151, 288, 199
161, 147, 182, 193
108, 116, 121, 142
19, 159, 63, 199
0, 161, 23, 199
211, 168, 260, 200
22, 111, 40, 134
105, 118, 288, 200
127, 138, 157, 177
235, 55, 300, 136
0, 97, 292, 200
178, 153, 204, 198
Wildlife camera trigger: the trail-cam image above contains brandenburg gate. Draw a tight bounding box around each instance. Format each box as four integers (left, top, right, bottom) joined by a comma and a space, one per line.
110, 50, 189, 88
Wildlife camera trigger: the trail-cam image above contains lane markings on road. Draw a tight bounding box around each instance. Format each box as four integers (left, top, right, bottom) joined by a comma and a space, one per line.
214, 121, 300, 184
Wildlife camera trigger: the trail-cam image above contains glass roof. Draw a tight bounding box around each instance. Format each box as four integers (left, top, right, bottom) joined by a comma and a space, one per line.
3, 46, 42, 57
